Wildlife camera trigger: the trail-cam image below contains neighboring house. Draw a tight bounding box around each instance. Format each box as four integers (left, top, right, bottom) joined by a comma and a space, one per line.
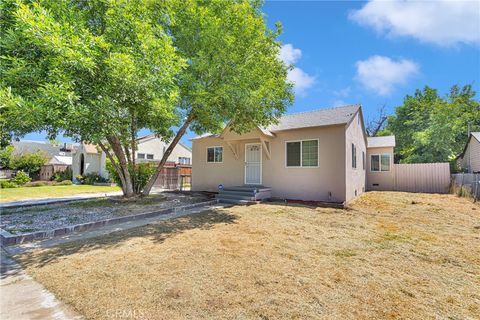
72, 143, 109, 179
191, 104, 388, 203
72, 135, 192, 180
135, 134, 192, 165
366, 136, 396, 191
457, 132, 480, 173
12, 140, 76, 180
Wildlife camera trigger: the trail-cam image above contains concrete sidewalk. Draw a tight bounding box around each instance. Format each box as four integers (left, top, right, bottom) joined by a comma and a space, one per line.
1, 250, 82, 320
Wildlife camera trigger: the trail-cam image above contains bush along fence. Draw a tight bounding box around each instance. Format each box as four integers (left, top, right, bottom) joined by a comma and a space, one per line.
451, 173, 480, 202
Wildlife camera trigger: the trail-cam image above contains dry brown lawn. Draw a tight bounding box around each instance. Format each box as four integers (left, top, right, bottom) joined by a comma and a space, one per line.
15, 192, 480, 319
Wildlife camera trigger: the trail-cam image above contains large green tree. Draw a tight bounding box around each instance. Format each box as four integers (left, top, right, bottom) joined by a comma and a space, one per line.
382, 85, 480, 164
1, 0, 183, 196
142, 0, 294, 194
1, 0, 293, 196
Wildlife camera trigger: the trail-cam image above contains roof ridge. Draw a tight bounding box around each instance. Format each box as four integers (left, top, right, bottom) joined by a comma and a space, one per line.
280, 104, 360, 118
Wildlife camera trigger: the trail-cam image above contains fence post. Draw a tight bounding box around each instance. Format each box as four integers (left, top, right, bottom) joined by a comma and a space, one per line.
474, 173, 479, 203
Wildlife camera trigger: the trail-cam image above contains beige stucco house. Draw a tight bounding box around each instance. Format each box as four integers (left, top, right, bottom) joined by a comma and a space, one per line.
192, 105, 395, 204
457, 132, 480, 173
72, 135, 192, 181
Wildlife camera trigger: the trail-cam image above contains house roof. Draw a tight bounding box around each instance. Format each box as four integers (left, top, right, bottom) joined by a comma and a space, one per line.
136, 134, 192, 151
12, 140, 77, 158
191, 104, 361, 140
367, 136, 396, 148
457, 132, 480, 159
48, 155, 72, 165
266, 104, 361, 132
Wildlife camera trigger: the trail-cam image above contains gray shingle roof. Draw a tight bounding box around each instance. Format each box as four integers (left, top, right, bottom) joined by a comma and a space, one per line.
266, 104, 361, 132
12, 140, 77, 158
190, 104, 361, 140
367, 136, 396, 148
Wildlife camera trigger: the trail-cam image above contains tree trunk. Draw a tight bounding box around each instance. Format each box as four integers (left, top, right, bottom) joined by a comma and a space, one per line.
107, 136, 135, 197
142, 114, 194, 195
98, 142, 129, 195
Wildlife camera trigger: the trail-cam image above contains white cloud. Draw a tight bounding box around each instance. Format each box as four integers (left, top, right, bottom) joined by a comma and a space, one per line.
279, 44, 302, 65
334, 86, 351, 98
355, 55, 419, 95
332, 99, 348, 107
349, 0, 480, 46
279, 44, 315, 95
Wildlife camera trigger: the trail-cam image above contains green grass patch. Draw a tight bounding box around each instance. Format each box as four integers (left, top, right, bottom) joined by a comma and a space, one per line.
0, 185, 120, 202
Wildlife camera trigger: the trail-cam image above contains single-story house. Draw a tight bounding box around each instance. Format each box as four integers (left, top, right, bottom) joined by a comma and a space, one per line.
72, 135, 192, 180
366, 135, 395, 191
457, 132, 480, 173
11, 140, 76, 180
191, 104, 396, 203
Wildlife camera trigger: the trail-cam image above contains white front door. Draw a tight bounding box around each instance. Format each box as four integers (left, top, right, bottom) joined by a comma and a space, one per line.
245, 143, 262, 185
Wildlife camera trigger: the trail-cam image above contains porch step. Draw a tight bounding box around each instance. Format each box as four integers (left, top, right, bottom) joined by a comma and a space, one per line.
216, 185, 272, 204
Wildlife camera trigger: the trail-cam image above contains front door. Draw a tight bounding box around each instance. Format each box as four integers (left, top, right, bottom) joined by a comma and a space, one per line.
245, 143, 262, 185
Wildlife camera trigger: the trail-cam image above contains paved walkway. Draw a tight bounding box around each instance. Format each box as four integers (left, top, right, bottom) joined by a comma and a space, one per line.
1, 202, 225, 319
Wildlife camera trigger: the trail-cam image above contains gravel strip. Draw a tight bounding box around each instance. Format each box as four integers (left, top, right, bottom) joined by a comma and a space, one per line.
0, 192, 211, 235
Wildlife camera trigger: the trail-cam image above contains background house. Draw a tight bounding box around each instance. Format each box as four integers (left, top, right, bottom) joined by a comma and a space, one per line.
11, 140, 76, 180
72, 136, 192, 183
457, 132, 480, 173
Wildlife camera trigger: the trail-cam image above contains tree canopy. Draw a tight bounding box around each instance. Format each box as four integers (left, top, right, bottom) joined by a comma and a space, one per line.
380, 85, 480, 164
0, 0, 293, 196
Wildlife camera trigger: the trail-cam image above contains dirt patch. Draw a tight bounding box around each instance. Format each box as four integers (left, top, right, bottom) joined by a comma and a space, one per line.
14, 192, 480, 319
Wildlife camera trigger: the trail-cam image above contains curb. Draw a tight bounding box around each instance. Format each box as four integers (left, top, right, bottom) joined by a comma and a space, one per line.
0, 199, 219, 246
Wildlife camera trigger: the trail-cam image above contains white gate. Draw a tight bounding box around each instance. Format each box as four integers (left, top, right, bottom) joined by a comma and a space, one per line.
245, 143, 262, 185
395, 163, 450, 193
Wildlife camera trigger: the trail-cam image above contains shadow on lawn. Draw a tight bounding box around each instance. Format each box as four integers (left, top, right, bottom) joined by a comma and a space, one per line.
15, 208, 238, 269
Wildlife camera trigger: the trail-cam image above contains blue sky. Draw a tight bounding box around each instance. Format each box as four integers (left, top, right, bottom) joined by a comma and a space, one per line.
24, 0, 480, 146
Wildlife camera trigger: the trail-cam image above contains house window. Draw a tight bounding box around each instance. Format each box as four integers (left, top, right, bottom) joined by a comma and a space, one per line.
146, 154, 154, 160
362, 151, 365, 170
286, 140, 318, 167
352, 143, 357, 169
207, 147, 223, 163
137, 153, 145, 159
371, 154, 390, 172
178, 157, 191, 165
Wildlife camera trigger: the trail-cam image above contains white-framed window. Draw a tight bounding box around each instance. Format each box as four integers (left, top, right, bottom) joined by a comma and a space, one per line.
137, 153, 145, 159
178, 157, 191, 165
146, 154, 154, 160
286, 139, 319, 167
207, 146, 223, 163
352, 143, 357, 169
371, 154, 391, 172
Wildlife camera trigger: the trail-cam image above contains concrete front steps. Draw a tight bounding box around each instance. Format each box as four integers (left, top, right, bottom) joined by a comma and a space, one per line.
215, 186, 272, 204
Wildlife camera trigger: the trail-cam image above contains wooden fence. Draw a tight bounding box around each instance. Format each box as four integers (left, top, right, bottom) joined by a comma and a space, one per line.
394, 163, 450, 193
154, 164, 192, 190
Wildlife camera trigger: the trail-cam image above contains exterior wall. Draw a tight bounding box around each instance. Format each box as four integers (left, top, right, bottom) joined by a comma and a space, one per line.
459, 138, 480, 173
136, 138, 192, 163
366, 146, 395, 191
192, 125, 347, 202
344, 113, 367, 202
72, 147, 105, 179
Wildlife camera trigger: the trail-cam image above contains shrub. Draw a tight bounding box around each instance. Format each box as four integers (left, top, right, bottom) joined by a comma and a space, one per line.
25, 181, 48, 187
53, 167, 73, 182
10, 152, 48, 176
106, 159, 155, 193
11, 171, 31, 186
0, 180, 17, 188
78, 173, 109, 185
